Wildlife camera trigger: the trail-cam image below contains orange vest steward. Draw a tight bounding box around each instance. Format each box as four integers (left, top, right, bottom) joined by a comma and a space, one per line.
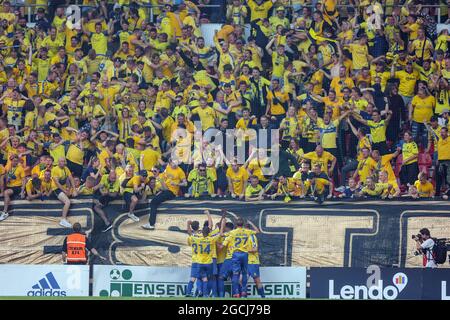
66, 233, 87, 263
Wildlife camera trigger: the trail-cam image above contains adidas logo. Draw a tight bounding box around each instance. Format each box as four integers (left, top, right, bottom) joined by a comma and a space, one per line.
27, 272, 67, 296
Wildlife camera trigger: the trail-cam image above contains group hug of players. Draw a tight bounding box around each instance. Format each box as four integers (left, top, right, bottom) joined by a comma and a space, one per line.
186, 209, 264, 298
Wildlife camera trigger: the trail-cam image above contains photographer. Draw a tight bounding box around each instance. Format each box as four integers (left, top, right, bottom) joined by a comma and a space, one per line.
413, 228, 437, 268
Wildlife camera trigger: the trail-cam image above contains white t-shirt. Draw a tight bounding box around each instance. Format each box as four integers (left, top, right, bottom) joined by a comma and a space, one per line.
421, 238, 437, 268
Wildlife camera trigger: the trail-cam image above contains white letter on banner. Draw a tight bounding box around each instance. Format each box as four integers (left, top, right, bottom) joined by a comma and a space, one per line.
340, 285, 354, 299
366, 265, 381, 288
66, 265, 81, 290
263, 213, 375, 266
66, 5, 81, 30
443, 282, 450, 300
328, 280, 340, 299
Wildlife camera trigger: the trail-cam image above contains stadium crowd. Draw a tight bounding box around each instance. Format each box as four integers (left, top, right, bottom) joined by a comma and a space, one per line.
0, 0, 449, 230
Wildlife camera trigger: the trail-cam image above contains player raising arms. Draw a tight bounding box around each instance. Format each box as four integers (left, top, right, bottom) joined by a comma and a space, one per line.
186, 219, 216, 297
219, 216, 253, 298
217, 211, 235, 297
246, 222, 265, 298
205, 209, 226, 298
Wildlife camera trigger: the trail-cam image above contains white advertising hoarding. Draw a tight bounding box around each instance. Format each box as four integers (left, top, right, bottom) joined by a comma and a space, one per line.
0, 264, 90, 297
93, 265, 306, 298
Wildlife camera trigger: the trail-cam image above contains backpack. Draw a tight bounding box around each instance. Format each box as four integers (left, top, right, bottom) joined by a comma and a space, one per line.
431, 238, 448, 264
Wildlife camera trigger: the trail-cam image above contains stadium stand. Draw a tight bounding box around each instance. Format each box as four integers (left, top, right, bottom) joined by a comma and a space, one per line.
0, 0, 448, 231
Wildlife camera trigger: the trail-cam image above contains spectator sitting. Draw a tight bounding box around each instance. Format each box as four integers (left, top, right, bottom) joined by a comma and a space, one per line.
412, 172, 435, 198
306, 163, 333, 204
75, 176, 102, 197
25, 177, 44, 202
274, 175, 299, 202
378, 170, 400, 199
357, 176, 390, 198
264, 177, 279, 200
337, 178, 360, 198
143, 177, 162, 199
187, 163, 216, 198
353, 147, 377, 188
245, 175, 264, 202
292, 161, 310, 198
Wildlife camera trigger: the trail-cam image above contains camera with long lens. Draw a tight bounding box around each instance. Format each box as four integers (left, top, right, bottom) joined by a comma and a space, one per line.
411, 233, 422, 241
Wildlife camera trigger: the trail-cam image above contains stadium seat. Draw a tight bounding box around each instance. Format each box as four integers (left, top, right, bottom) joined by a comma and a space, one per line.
418, 152, 432, 175
418, 152, 432, 167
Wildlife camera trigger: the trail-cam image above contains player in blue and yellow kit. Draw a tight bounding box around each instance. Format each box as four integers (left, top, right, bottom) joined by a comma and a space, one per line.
205, 209, 220, 297
246, 223, 265, 298
217, 214, 235, 297
221, 217, 253, 298
186, 222, 216, 297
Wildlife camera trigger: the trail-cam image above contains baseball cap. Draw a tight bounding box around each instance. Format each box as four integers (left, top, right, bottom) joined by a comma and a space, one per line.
442, 108, 449, 114
276, 7, 284, 11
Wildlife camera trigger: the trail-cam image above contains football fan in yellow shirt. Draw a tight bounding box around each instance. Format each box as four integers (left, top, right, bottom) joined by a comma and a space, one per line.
300, 145, 336, 176
51, 157, 76, 228
409, 88, 436, 146
346, 36, 371, 71
139, 145, 164, 175
191, 97, 216, 131
226, 161, 249, 199
161, 160, 187, 196
155, 80, 176, 112
400, 131, 420, 185
353, 147, 377, 185
0, 154, 26, 221
266, 39, 288, 80
265, 78, 289, 121
413, 172, 435, 198
247, 0, 275, 22
90, 23, 109, 56
391, 62, 419, 100
409, 88, 435, 124
353, 109, 393, 155
430, 127, 450, 198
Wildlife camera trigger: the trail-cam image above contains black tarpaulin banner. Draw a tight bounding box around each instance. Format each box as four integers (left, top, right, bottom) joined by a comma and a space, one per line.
0, 199, 449, 268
